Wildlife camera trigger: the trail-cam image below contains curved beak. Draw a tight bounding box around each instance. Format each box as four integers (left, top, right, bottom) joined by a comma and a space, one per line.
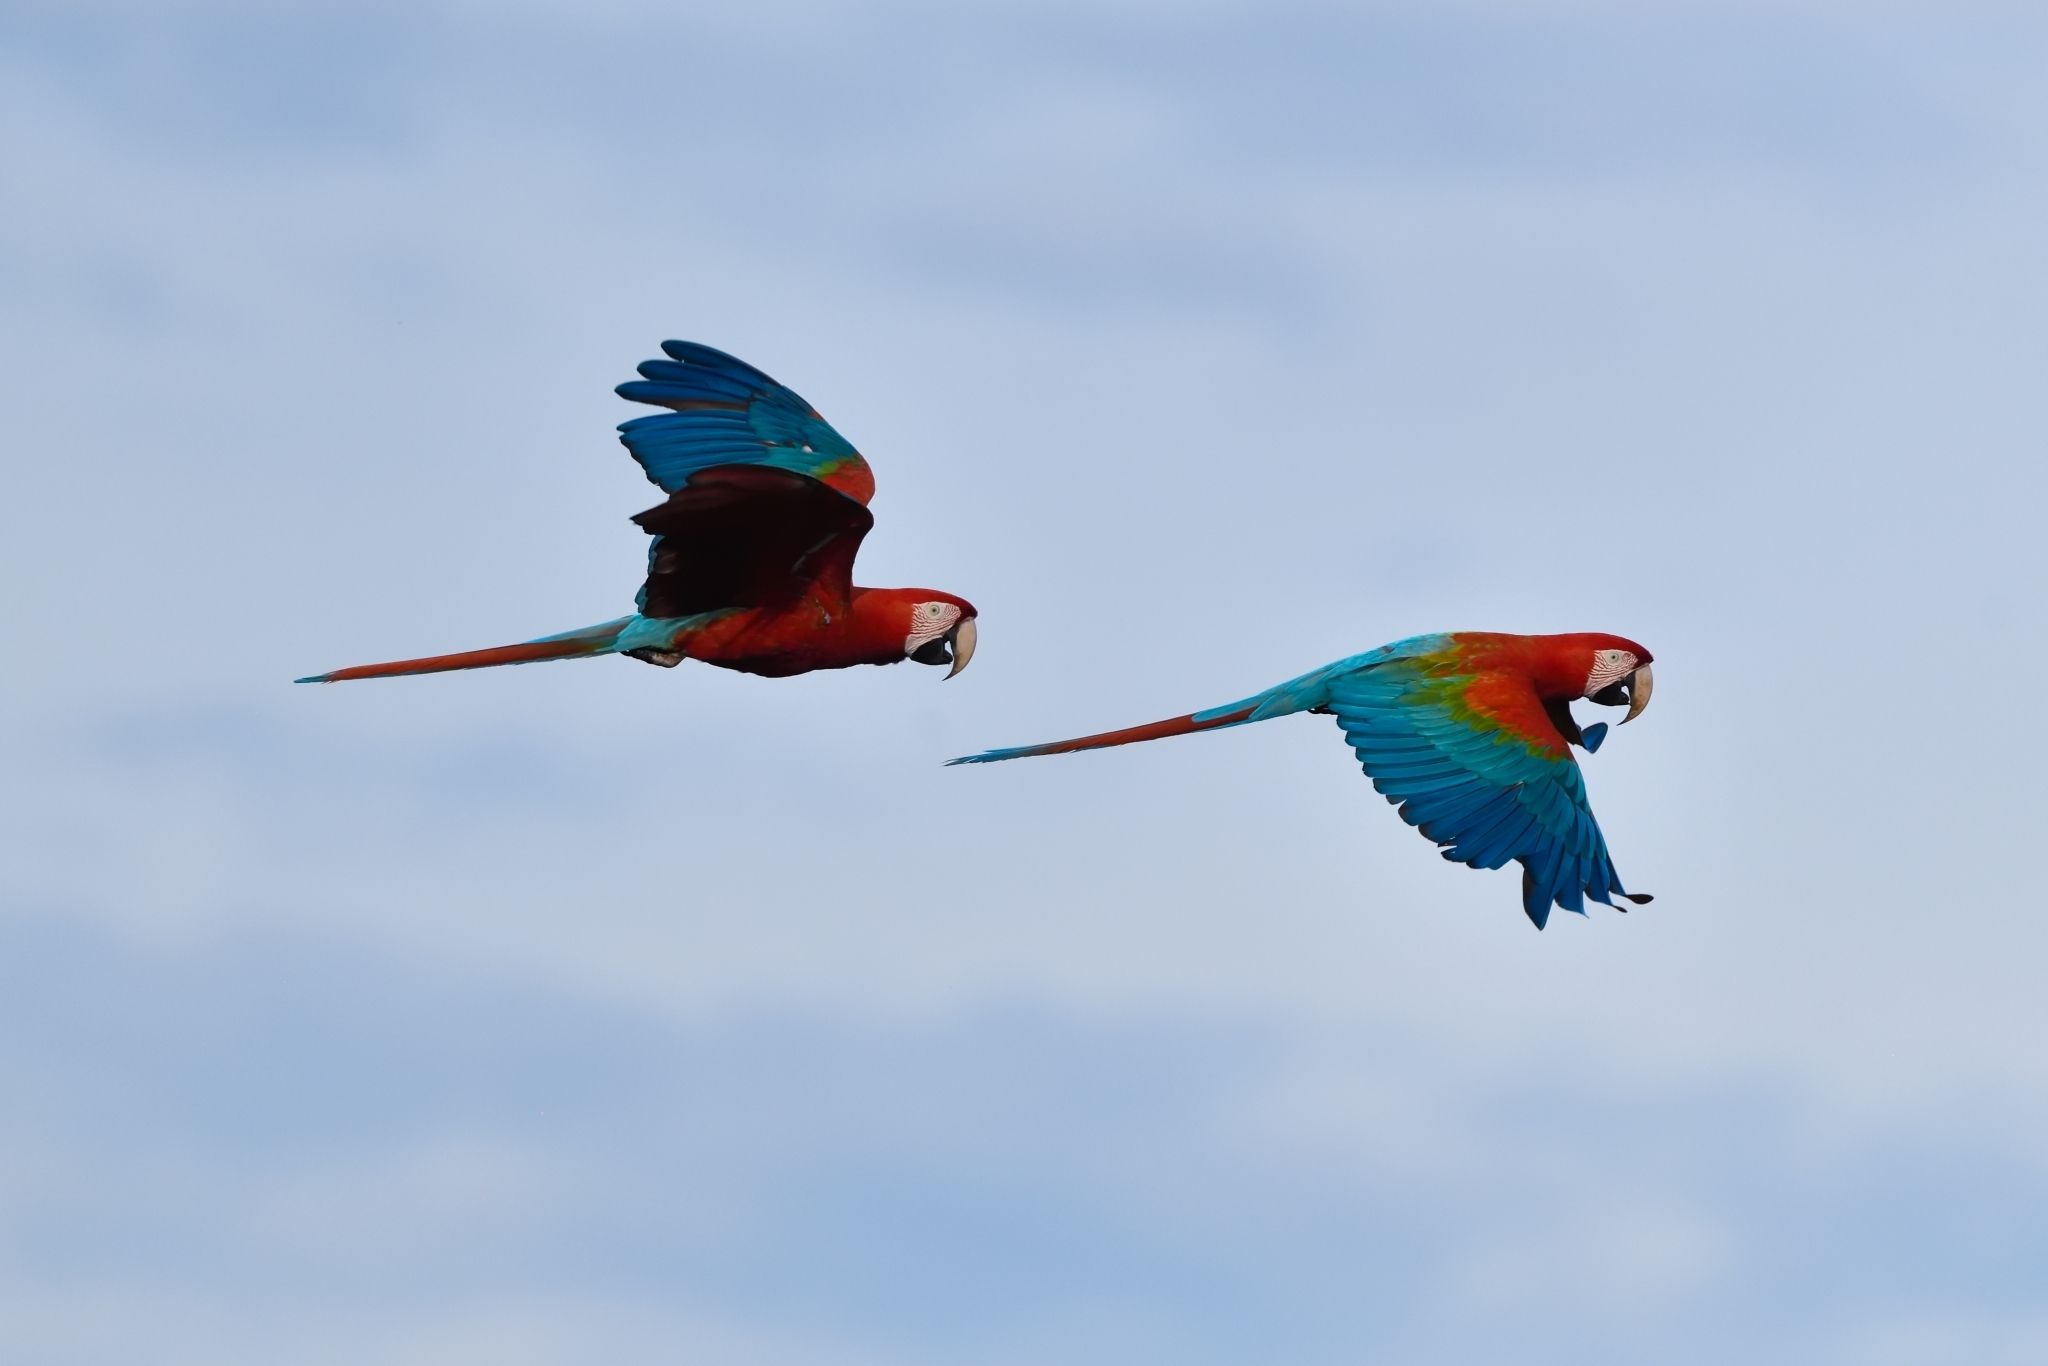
1620, 663, 1653, 724
943, 616, 977, 680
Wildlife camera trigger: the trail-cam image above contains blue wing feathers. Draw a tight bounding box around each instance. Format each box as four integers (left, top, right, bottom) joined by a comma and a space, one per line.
615, 341, 869, 496
616, 381, 754, 409
1326, 659, 1631, 928
1371, 772, 1467, 799
1407, 785, 1502, 833
1410, 785, 1512, 838
616, 410, 746, 434
658, 339, 780, 381
633, 358, 760, 392
1351, 741, 1449, 765
1464, 806, 1536, 871
1533, 839, 1568, 901
1367, 755, 1466, 780
1585, 856, 1613, 906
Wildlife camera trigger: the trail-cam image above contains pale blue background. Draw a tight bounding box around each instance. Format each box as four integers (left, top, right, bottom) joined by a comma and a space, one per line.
3, 2, 2045, 1362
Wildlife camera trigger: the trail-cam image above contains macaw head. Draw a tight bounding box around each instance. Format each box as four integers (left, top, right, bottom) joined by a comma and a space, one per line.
898, 591, 979, 678
1577, 634, 1655, 724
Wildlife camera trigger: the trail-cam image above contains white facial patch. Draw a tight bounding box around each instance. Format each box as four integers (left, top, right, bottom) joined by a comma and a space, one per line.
905, 601, 961, 654
1586, 649, 1638, 694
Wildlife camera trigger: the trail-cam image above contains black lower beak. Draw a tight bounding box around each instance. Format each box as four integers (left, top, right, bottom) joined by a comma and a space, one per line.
911, 637, 953, 666
1590, 679, 1632, 708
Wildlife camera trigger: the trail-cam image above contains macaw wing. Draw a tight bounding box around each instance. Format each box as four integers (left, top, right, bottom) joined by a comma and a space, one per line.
615, 340, 876, 505
1325, 663, 1648, 929
615, 342, 877, 616
630, 465, 873, 618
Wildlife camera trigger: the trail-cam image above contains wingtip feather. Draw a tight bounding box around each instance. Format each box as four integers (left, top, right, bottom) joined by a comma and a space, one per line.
947, 748, 1030, 765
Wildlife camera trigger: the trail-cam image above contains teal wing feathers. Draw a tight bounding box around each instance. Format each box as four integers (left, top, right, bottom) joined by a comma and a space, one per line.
1325, 660, 1649, 929
615, 341, 875, 504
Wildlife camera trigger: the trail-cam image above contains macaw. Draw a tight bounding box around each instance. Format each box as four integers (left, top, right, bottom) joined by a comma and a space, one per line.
952, 632, 1656, 929
297, 341, 977, 685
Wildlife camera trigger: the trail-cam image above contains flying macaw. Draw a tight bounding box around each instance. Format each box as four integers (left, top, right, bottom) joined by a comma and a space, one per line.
297, 341, 977, 685
952, 632, 1656, 929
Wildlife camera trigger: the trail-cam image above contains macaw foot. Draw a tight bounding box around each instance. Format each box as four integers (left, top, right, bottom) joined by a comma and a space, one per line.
626, 648, 684, 668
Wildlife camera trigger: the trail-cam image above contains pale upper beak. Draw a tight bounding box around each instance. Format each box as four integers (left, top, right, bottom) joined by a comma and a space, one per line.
1620, 663, 1653, 723
943, 616, 977, 679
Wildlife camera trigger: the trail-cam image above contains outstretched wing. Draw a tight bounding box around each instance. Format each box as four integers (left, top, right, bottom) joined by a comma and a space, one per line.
1325, 660, 1650, 929
615, 341, 877, 617
629, 465, 873, 618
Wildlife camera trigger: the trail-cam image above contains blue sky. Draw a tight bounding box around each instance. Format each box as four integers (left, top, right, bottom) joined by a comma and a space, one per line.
3, 1, 2046, 1361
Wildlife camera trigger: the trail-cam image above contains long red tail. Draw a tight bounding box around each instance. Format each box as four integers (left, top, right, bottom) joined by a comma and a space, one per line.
295, 617, 635, 684
946, 702, 1260, 765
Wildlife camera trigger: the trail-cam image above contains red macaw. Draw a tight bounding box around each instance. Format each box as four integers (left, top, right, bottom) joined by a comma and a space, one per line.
952, 632, 1656, 928
297, 341, 977, 685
